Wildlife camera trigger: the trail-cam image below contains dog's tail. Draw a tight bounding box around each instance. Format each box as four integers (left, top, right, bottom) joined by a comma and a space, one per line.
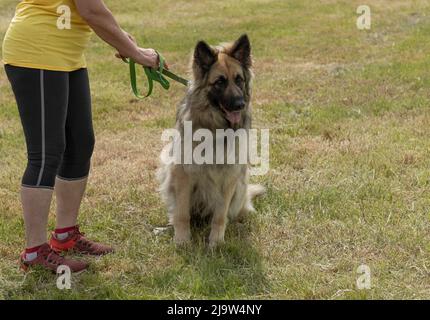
248, 184, 266, 199
240, 184, 266, 215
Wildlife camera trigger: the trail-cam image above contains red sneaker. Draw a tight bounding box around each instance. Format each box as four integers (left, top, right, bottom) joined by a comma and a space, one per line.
20, 243, 88, 273
50, 225, 114, 256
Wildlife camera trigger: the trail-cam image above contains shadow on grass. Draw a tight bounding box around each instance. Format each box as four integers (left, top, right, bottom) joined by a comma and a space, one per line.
142, 217, 270, 299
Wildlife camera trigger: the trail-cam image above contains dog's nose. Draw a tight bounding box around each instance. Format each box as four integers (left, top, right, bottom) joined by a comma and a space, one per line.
231, 97, 245, 111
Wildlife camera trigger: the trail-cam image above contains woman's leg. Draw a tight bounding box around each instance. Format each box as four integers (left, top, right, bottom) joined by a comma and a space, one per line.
55, 177, 88, 229
55, 68, 94, 229
51, 68, 112, 255
5, 65, 68, 249
21, 188, 53, 248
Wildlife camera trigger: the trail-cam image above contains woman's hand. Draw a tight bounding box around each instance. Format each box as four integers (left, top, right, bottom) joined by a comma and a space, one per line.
126, 47, 169, 70
132, 48, 159, 69
115, 32, 168, 69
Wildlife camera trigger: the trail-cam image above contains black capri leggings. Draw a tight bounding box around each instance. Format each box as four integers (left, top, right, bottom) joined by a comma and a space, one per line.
5, 65, 95, 189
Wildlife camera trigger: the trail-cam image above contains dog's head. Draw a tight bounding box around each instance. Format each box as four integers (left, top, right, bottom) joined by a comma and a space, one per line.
192, 34, 252, 128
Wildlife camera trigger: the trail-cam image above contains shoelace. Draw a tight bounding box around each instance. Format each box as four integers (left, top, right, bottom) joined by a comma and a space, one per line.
42, 247, 64, 266
72, 227, 93, 250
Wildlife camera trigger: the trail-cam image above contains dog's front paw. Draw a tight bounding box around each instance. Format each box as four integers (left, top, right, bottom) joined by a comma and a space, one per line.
174, 229, 191, 246
208, 239, 224, 249
208, 231, 225, 249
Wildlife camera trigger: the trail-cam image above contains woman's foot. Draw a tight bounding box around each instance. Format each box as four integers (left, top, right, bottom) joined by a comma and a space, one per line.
20, 243, 89, 273
50, 225, 114, 256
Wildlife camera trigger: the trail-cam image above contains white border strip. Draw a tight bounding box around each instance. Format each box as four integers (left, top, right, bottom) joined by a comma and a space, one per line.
36, 70, 46, 186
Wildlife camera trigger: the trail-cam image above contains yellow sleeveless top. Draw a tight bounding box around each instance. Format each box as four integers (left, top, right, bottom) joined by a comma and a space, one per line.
2, 0, 92, 72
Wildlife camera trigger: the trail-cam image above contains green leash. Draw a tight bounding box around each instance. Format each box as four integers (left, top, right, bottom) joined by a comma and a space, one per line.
124, 52, 188, 99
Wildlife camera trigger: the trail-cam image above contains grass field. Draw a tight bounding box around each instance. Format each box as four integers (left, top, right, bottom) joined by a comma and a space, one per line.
1, 0, 430, 299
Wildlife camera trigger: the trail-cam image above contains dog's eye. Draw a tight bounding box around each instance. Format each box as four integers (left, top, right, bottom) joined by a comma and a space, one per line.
215, 77, 227, 87
235, 76, 244, 86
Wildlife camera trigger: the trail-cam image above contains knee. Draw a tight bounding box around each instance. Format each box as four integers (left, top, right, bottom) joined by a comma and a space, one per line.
24, 144, 65, 188
58, 135, 95, 180
76, 134, 95, 162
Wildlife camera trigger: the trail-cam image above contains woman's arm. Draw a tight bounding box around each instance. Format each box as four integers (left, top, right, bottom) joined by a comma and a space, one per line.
73, 0, 159, 68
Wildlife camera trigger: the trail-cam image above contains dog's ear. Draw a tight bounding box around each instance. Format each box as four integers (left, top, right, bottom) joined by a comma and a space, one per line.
230, 34, 252, 68
194, 41, 217, 73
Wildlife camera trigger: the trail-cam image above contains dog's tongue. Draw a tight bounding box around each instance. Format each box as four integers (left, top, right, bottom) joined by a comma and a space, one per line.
225, 110, 241, 125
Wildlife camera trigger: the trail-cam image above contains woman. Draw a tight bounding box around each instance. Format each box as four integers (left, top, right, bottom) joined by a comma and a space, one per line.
2, 0, 163, 273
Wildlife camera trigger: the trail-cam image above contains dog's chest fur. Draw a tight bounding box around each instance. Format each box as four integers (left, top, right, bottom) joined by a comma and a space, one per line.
185, 163, 246, 217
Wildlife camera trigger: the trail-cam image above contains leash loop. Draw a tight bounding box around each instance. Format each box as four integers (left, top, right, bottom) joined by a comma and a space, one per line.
124, 51, 188, 99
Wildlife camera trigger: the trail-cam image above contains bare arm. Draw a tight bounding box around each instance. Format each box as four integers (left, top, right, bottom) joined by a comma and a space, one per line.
73, 0, 160, 68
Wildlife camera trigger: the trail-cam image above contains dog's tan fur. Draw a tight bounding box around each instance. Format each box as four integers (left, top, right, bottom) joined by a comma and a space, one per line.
157, 35, 265, 247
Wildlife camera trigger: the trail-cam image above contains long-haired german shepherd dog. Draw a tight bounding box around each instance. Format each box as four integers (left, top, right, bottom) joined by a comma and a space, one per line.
158, 34, 265, 248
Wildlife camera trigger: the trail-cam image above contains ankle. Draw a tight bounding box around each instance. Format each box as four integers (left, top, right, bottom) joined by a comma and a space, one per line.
24, 244, 45, 261
54, 225, 76, 240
